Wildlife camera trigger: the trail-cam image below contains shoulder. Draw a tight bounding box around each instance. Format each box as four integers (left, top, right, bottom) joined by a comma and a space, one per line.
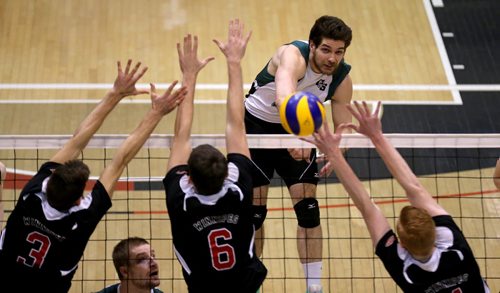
433, 215, 471, 249
227, 154, 255, 175
164, 165, 189, 184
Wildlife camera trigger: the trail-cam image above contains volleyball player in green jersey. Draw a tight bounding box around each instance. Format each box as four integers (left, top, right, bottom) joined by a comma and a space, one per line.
244, 15, 353, 292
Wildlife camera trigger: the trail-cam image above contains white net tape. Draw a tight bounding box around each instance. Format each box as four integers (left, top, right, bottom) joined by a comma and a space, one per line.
1, 133, 500, 149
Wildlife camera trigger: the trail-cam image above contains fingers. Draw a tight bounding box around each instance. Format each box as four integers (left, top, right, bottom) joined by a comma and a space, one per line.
129, 61, 141, 77
335, 123, 350, 134
150, 83, 157, 94
117, 61, 122, 75
176, 42, 183, 59
203, 56, 216, 66
373, 101, 382, 117
193, 35, 198, 56
346, 103, 361, 121
245, 30, 253, 45
165, 80, 179, 96
124, 59, 132, 75
132, 65, 148, 84
212, 38, 223, 50
319, 163, 333, 177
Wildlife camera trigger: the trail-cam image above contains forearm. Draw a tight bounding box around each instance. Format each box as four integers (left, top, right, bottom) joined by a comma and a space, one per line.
73, 91, 123, 146
117, 110, 163, 165
226, 61, 244, 130
174, 75, 196, 138
330, 150, 374, 215
329, 149, 389, 246
275, 69, 296, 108
370, 133, 426, 198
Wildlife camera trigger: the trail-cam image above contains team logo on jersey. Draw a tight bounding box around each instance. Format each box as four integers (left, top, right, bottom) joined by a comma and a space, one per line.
316, 79, 327, 91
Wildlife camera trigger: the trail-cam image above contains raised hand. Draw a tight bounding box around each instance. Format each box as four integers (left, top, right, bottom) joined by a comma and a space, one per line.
112, 59, 149, 97
150, 81, 188, 116
177, 34, 214, 76
300, 123, 349, 158
346, 101, 382, 138
213, 19, 252, 63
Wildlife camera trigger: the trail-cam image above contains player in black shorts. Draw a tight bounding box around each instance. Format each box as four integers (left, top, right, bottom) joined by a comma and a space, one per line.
304, 101, 490, 292
244, 16, 354, 292
163, 20, 267, 293
0, 60, 186, 293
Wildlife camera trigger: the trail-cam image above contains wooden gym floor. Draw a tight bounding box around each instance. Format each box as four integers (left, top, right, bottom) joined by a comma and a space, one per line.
0, 0, 498, 292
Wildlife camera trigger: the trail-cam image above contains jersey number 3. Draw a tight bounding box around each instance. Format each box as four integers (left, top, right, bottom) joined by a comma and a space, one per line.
17, 231, 51, 269
208, 228, 236, 271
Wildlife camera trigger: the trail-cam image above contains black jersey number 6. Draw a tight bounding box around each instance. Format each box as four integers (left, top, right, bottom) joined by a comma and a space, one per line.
208, 228, 236, 271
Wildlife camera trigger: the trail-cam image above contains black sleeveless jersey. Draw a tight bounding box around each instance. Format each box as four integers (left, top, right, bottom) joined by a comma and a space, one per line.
0, 161, 111, 292
163, 154, 267, 293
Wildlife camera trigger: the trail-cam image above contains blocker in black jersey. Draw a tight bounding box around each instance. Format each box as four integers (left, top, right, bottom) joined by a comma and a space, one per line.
0, 59, 185, 293
302, 101, 490, 293
163, 21, 266, 293
164, 154, 266, 293
376, 215, 489, 292
0, 162, 111, 292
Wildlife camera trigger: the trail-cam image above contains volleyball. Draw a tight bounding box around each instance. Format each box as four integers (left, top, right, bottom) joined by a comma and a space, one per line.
279, 91, 326, 136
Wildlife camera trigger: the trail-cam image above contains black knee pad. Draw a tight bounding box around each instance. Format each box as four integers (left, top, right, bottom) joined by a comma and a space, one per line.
294, 198, 320, 228
251, 205, 268, 230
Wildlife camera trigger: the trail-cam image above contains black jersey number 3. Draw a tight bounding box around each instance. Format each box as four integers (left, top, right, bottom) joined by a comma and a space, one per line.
17, 231, 51, 269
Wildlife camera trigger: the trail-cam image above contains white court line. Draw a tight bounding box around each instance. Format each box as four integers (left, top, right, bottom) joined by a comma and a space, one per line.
1, 83, 499, 105
1, 83, 500, 91
423, 0, 462, 104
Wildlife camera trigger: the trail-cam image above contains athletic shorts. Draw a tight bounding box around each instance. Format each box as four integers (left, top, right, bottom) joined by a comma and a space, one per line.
244, 109, 319, 188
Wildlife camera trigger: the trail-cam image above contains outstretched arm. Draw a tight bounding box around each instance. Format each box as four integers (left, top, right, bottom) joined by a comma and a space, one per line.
274, 44, 305, 109
51, 60, 149, 164
213, 19, 252, 156
347, 101, 448, 217
99, 82, 187, 197
167, 35, 214, 172
302, 123, 390, 247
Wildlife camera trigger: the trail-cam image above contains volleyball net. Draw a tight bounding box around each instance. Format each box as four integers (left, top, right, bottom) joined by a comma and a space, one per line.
0, 134, 499, 293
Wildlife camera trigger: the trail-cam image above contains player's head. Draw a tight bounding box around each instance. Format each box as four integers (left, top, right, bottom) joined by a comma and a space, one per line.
46, 159, 90, 211
396, 206, 436, 258
188, 144, 228, 195
112, 237, 160, 289
309, 15, 352, 49
308, 16, 352, 75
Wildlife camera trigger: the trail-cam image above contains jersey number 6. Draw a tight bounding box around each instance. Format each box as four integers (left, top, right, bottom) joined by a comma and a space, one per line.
208, 228, 236, 271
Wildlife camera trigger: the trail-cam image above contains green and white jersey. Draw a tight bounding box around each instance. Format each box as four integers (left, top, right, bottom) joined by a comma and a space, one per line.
245, 40, 351, 123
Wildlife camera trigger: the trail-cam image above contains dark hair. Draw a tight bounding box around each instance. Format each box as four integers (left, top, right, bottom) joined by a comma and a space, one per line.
188, 144, 228, 195
309, 15, 352, 49
46, 160, 90, 211
112, 237, 150, 280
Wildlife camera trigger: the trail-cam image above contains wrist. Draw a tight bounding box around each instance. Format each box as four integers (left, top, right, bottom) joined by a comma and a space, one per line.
103, 90, 125, 106
369, 132, 385, 145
